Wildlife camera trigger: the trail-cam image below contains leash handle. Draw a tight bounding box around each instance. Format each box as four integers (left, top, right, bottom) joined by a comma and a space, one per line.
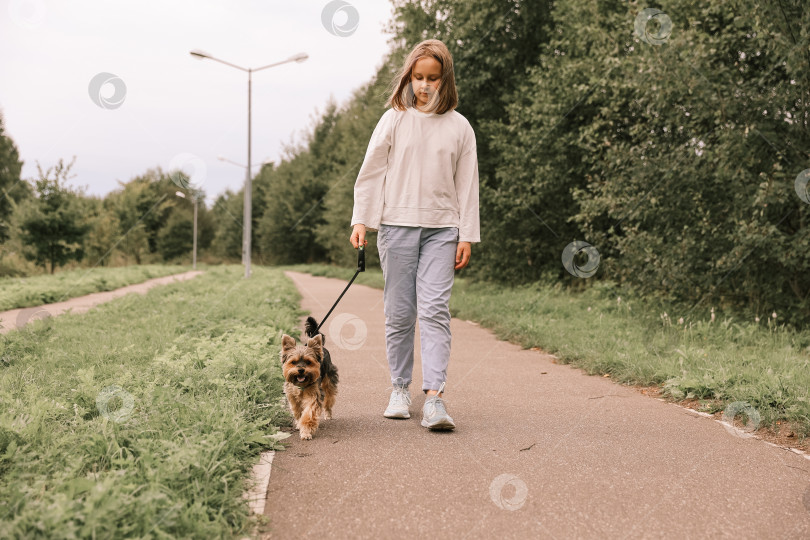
316, 246, 366, 333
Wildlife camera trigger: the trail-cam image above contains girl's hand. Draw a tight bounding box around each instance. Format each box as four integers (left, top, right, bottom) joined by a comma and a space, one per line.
455, 241, 471, 270
350, 224, 367, 249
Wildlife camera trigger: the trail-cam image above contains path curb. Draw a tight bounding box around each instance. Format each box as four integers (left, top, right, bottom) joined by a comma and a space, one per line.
244, 450, 275, 516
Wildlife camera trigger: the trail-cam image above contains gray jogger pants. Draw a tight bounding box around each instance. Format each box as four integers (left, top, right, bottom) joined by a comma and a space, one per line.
377, 224, 459, 392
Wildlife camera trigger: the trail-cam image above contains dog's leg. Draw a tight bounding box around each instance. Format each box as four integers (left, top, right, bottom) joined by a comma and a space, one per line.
285, 384, 303, 430
321, 378, 337, 420
298, 392, 322, 440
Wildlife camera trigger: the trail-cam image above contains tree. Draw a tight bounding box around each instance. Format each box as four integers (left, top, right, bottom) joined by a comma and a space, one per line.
568, 0, 810, 322
0, 111, 28, 243
157, 210, 193, 261
315, 83, 393, 269
209, 189, 243, 261
256, 119, 333, 266
109, 171, 174, 265
18, 158, 90, 273
83, 198, 122, 267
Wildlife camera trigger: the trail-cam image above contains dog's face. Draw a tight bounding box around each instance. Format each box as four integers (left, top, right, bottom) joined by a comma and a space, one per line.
280, 334, 323, 387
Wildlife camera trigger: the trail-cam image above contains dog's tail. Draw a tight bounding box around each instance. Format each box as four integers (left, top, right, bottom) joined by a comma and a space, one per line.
305, 316, 324, 343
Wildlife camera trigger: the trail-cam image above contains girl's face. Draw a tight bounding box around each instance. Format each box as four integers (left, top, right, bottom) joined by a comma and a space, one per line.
410, 56, 442, 110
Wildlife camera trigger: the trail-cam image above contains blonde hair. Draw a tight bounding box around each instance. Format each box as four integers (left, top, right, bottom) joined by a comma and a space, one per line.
386, 39, 458, 114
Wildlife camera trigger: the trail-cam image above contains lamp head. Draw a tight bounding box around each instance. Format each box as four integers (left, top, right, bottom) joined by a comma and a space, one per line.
190, 49, 211, 60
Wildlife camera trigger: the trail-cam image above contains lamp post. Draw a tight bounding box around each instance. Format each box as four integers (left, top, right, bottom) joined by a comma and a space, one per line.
175, 190, 198, 270
190, 49, 308, 278
217, 156, 274, 266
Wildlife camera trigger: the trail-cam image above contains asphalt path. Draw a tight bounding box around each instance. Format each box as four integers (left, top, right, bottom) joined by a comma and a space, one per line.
263, 271, 810, 539
0, 271, 203, 334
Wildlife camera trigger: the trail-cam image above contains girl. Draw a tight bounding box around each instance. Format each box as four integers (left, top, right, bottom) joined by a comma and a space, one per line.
349, 39, 480, 431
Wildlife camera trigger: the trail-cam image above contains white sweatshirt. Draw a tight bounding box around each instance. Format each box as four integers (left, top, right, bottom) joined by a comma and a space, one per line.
350, 106, 480, 243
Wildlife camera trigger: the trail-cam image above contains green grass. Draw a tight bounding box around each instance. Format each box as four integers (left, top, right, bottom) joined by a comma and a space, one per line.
283, 263, 810, 440
0, 265, 299, 538
0, 264, 193, 312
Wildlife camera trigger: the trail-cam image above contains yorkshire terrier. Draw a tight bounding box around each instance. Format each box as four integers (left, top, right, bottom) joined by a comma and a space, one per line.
279, 316, 339, 440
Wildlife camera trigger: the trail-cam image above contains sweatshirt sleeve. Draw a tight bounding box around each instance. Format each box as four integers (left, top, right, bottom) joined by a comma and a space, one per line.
351, 109, 394, 231
454, 126, 480, 243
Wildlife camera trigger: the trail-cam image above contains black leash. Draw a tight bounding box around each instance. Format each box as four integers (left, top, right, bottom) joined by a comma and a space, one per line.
315, 246, 365, 334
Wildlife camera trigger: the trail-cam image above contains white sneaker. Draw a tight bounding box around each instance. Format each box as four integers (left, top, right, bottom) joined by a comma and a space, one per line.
421, 382, 455, 431
384, 384, 411, 419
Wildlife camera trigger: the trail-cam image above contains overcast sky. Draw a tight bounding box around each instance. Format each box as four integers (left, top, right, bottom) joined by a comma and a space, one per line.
0, 0, 395, 205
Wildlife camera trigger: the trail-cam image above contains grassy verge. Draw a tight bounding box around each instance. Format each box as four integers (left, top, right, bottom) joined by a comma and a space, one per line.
0, 265, 298, 538
0, 264, 194, 312
283, 263, 810, 444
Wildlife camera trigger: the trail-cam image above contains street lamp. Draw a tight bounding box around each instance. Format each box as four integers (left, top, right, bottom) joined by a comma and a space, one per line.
190, 49, 308, 278
175, 190, 199, 270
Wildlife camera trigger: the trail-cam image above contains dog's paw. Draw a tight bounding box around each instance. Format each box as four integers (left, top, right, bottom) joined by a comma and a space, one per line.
300, 431, 312, 440
323, 411, 332, 420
